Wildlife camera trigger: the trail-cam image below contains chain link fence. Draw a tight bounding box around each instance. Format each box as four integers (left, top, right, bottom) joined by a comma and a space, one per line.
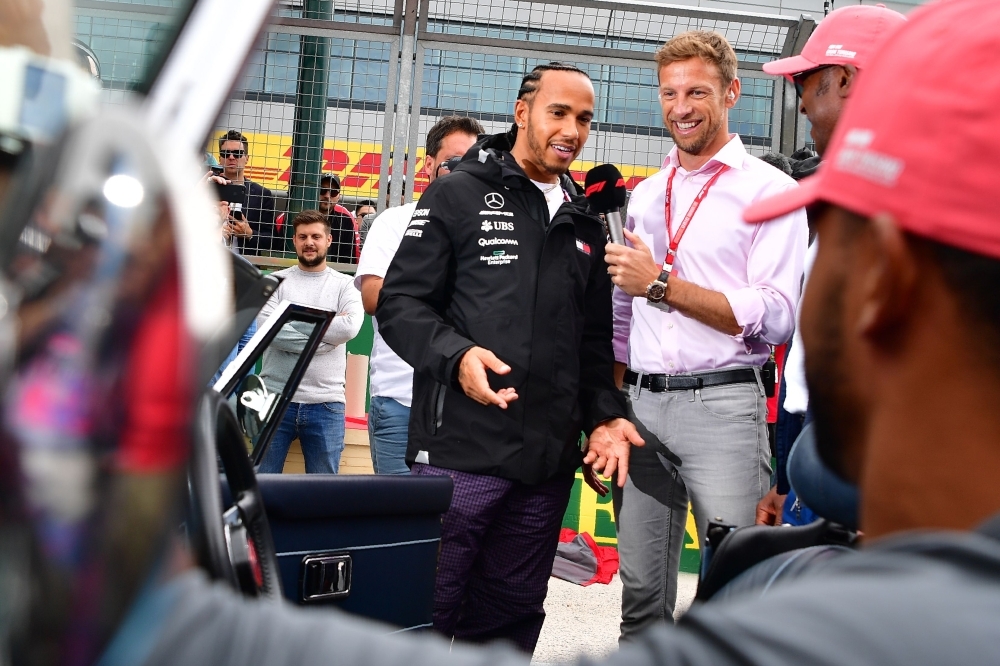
73, 0, 814, 268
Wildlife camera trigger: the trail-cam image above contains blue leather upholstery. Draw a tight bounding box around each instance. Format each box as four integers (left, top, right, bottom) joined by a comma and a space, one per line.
224, 474, 453, 630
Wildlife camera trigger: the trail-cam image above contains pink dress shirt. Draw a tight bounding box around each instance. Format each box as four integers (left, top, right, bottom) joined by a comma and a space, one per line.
612, 135, 807, 374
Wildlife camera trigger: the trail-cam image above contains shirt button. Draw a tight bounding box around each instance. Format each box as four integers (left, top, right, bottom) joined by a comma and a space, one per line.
668, 323, 674, 329
668, 362, 675, 369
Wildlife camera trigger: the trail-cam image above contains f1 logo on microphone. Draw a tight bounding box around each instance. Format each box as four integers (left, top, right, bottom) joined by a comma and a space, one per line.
584, 178, 625, 197
484, 192, 505, 209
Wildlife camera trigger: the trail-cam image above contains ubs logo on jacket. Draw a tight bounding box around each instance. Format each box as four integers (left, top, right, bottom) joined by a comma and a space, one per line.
481, 220, 515, 232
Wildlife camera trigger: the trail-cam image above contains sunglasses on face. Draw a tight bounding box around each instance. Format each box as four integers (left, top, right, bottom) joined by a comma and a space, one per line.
220, 149, 246, 159
320, 188, 339, 196
436, 156, 463, 177
793, 65, 836, 98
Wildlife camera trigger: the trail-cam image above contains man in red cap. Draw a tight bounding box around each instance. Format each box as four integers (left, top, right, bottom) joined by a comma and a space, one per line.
743, 0, 1000, 576
755, 3, 907, 526
765, 4, 906, 156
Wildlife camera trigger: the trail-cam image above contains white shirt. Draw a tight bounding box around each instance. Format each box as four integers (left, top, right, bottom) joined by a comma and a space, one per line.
783, 240, 818, 414
531, 179, 567, 222
612, 135, 808, 374
354, 202, 417, 407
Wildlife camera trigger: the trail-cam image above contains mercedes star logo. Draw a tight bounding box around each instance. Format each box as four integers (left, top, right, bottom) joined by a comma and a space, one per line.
484, 192, 505, 209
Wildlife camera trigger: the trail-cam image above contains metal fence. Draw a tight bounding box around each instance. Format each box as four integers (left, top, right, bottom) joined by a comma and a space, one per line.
73, 0, 815, 266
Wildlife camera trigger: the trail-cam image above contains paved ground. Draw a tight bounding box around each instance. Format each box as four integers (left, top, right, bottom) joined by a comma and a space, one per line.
532, 572, 699, 664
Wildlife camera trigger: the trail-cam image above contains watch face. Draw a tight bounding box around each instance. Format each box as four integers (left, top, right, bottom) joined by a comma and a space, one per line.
647, 282, 666, 302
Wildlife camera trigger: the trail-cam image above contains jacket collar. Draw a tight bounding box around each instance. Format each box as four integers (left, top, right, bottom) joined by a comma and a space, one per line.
458, 131, 587, 203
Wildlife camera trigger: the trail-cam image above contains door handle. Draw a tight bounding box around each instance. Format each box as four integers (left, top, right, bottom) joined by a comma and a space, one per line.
301, 554, 352, 602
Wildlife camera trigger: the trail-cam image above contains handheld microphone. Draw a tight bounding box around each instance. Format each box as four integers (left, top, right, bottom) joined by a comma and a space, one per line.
584, 164, 628, 245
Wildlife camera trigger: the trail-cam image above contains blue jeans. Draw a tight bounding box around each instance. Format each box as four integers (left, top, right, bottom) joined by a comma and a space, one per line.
367, 396, 411, 475
258, 401, 345, 474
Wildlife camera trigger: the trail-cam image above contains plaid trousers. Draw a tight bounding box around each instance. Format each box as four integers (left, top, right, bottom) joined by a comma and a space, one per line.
411, 463, 574, 653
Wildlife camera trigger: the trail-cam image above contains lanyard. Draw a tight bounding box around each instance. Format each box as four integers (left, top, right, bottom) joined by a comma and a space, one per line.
663, 164, 729, 272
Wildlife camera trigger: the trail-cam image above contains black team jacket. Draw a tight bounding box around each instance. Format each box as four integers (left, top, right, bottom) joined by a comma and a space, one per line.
377, 131, 627, 485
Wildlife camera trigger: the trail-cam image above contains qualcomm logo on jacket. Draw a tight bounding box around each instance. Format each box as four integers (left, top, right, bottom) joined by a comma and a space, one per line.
478, 237, 518, 246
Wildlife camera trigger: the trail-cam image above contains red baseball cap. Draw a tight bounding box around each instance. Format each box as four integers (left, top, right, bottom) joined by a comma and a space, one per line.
745, 0, 1000, 262
764, 4, 906, 80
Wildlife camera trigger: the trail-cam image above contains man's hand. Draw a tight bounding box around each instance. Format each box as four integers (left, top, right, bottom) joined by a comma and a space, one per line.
605, 229, 661, 298
755, 485, 786, 526
227, 215, 253, 238
582, 460, 609, 497
457, 346, 519, 409
583, 418, 644, 487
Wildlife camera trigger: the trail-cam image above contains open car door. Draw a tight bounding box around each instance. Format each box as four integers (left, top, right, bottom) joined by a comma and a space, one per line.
210, 303, 452, 631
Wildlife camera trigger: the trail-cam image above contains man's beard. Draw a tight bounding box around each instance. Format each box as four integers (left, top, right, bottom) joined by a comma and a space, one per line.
666, 114, 724, 158
297, 250, 326, 268
804, 272, 865, 484
526, 120, 570, 177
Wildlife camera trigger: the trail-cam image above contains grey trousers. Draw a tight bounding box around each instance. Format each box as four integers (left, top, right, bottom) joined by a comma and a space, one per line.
613, 377, 771, 641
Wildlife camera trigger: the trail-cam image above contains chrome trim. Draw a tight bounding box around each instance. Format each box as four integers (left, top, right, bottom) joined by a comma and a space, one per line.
277, 537, 439, 559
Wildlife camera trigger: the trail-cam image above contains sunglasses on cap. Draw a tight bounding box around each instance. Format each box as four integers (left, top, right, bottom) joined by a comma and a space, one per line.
219, 149, 246, 159
793, 65, 837, 98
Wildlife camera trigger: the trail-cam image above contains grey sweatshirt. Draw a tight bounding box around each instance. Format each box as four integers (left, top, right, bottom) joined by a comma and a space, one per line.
256, 266, 363, 404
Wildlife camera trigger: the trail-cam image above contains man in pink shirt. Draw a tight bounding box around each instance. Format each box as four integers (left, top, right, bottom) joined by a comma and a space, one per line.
604, 30, 807, 640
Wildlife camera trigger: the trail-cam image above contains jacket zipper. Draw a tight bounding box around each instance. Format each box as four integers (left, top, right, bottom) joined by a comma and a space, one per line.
431, 382, 446, 434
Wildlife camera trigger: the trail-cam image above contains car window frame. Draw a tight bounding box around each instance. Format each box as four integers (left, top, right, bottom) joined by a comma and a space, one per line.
213, 300, 334, 466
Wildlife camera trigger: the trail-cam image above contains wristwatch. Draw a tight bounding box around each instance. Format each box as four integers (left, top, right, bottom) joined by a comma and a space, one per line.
645, 269, 671, 311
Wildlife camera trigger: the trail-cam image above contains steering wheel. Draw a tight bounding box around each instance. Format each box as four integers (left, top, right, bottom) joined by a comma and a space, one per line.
188, 390, 283, 600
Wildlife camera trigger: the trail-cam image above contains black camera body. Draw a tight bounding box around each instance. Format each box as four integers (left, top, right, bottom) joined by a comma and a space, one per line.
214, 181, 246, 221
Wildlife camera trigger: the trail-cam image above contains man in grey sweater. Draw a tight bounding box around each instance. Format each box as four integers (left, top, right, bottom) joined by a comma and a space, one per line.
257, 209, 364, 474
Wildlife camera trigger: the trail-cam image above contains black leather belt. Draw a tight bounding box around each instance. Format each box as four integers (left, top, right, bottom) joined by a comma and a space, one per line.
624, 368, 757, 392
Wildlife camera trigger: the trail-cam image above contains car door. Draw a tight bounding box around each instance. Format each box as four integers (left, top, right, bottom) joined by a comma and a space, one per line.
214, 302, 452, 631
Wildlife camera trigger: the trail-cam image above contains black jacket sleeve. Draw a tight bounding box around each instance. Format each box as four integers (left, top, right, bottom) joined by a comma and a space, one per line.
376, 186, 475, 387
577, 240, 627, 434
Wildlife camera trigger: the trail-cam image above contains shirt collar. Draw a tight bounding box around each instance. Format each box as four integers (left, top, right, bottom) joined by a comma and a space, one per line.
663, 134, 748, 173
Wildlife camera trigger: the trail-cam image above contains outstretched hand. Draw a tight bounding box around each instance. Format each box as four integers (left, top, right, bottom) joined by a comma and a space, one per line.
457, 346, 519, 409
583, 417, 644, 487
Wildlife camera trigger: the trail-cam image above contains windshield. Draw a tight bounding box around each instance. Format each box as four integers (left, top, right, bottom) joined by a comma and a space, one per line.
73, 0, 195, 96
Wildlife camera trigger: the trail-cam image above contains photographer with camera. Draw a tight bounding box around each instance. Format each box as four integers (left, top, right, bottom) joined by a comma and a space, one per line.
215, 129, 276, 254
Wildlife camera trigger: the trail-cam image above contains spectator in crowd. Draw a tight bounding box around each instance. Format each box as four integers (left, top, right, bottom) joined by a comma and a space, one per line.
355, 199, 377, 220
256, 210, 364, 474
754, 4, 906, 527
603, 30, 807, 640
355, 199, 378, 247
354, 116, 484, 475
218, 130, 276, 255
377, 63, 641, 652
319, 173, 360, 264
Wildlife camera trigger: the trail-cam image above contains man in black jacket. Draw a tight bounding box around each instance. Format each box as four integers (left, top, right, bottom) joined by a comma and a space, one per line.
218, 130, 277, 255
377, 63, 643, 653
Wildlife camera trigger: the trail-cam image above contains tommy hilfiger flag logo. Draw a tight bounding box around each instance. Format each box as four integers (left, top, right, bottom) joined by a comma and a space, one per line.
575, 239, 591, 255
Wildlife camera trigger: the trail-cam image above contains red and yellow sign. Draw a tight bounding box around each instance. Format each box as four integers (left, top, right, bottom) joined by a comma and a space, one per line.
218, 131, 660, 199
564, 472, 702, 573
